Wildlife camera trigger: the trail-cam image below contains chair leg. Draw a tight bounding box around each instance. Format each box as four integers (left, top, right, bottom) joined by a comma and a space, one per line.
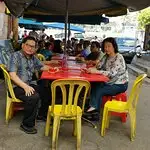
77, 116, 81, 150
56, 117, 60, 142
131, 112, 136, 140
52, 116, 60, 150
45, 110, 51, 136
101, 107, 108, 136
133, 114, 136, 138
121, 113, 127, 123
9, 103, 14, 119
6, 99, 12, 124
106, 110, 110, 129
130, 111, 136, 141
73, 119, 77, 136
104, 108, 109, 130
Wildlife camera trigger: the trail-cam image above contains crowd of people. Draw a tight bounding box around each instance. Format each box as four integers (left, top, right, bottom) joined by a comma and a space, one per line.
0, 28, 129, 134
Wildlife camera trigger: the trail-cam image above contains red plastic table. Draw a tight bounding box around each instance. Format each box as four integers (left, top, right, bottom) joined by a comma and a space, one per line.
41, 60, 109, 82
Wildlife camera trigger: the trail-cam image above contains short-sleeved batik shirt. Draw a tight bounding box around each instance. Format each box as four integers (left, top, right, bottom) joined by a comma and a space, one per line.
7, 50, 43, 85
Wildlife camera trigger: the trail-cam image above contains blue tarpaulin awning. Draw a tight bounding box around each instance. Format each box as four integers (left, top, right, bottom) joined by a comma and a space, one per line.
19, 18, 43, 25
19, 18, 85, 32
19, 18, 45, 30
44, 23, 85, 33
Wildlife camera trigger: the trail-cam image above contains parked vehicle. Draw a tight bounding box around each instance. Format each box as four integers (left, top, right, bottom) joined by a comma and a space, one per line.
74, 33, 84, 40
115, 37, 142, 64
55, 32, 84, 41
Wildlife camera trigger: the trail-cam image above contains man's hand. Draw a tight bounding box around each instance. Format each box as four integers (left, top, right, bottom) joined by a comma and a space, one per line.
41, 65, 51, 71
23, 85, 35, 96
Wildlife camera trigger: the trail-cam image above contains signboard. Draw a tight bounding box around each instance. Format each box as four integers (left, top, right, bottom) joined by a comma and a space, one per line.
0, 13, 4, 36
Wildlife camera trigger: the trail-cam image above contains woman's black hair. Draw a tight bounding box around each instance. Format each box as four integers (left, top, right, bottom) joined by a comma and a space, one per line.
91, 41, 100, 48
101, 37, 118, 53
45, 42, 52, 49
53, 40, 63, 53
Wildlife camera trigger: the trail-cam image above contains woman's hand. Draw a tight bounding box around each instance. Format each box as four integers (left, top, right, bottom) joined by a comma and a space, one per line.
86, 67, 100, 74
86, 60, 97, 67
76, 56, 85, 62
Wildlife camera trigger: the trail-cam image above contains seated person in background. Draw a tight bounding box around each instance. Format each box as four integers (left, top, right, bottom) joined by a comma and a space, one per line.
53, 40, 63, 54
79, 39, 84, 45
29, 29, 39, 40
75, 43, 83, 56
39, 29, 47, 40
76, 40, 91, 61
23, 30, 28, 38
7, 36, 51, 134
66, 40, 73, 55
85, 41, 104, 67
39, 42, 53, 60
49, 37, 55, 51
36, 40, 45, 53
83, 37, 128, 119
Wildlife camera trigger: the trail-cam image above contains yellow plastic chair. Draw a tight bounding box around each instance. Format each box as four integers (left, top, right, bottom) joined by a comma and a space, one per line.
0, 65, 23, 124
37, 53, 46, 61
36, 54, 46, 78
45, 78, 90, 150
101, 74, 147, 141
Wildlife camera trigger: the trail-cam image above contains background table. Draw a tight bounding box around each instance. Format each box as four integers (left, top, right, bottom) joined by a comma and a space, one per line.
51, 54, 76, 61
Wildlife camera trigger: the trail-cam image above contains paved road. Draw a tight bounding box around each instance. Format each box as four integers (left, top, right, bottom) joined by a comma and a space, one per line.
0, 74, 150, 150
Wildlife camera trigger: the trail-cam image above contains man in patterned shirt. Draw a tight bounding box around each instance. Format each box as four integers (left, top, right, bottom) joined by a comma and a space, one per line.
7, 36, 50, 134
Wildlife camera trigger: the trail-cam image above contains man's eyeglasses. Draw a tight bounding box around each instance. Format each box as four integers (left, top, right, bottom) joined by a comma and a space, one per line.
25, 43, 36, 49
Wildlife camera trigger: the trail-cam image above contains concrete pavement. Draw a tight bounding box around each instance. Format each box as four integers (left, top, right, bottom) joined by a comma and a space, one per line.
0, 74, 150, 150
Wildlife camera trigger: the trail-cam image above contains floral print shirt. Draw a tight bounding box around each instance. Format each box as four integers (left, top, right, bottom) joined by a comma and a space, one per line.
97, 53, 129, 84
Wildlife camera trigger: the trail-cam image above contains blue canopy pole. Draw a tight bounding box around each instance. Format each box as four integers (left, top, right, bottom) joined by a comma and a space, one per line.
64, 0, 68, 55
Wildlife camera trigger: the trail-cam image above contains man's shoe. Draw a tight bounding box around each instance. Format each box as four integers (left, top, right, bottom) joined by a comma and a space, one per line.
83, 109, 100, 121
84, 109, 99, 115
20, 123, 37, 134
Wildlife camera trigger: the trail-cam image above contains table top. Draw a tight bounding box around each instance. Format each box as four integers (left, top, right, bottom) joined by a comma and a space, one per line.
51, 54, 76, 61
41, 70, 109, 82
41, 60, 109, 82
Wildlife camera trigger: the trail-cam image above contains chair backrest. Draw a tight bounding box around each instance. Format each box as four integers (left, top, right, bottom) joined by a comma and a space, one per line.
37, 54, 46, 61
50, 78, 90, 117
127, 74, 147, 109
0, 64, 17, 99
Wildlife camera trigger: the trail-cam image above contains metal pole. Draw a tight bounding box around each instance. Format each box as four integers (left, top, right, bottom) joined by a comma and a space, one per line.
64, 0, 68, 55
68, 23, 70, 41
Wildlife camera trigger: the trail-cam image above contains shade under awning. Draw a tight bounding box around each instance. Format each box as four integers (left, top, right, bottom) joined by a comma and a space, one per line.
4, 0, 150, 18
24, 15, 109, 25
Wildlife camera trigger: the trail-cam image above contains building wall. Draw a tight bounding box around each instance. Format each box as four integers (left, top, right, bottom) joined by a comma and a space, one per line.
0, 2, 8, 40
144, 24, 150, 50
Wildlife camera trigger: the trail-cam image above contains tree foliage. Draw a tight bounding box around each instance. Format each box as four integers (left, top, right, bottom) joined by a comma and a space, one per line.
138, 7, 150, 29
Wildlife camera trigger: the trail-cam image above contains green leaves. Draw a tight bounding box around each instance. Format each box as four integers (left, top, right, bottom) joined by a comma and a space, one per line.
138, 7, 150, 29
